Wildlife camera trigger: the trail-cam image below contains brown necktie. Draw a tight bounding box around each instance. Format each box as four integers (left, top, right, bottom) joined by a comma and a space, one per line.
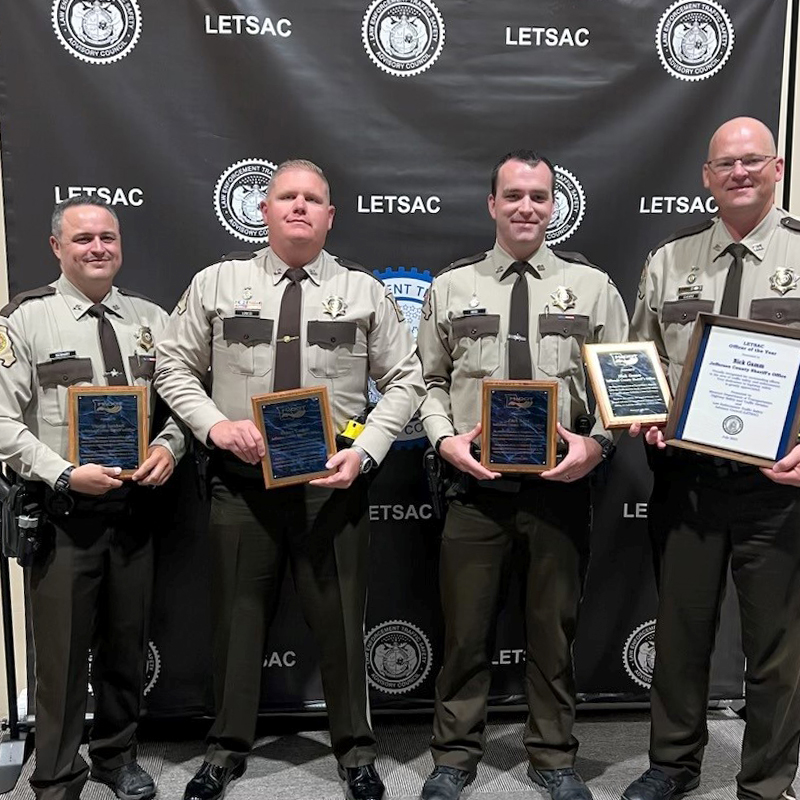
502, 260, 537, 380
87, 304, 127, 386
273, 268, 308, 392
720, 243, 748, 317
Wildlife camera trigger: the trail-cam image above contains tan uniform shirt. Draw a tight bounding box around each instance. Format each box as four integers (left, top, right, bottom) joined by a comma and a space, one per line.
418, 242, 629, 443
153, 247, 425, 463
0, 274, 186, 487
631, 208, 800, 391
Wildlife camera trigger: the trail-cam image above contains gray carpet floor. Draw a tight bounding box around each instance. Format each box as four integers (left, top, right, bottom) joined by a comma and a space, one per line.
4, 711, 799, 800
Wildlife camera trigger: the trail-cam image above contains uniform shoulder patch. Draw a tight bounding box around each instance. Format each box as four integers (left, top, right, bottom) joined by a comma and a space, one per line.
221, 251, 257, 261
0, 285, 56, 317
780, 216, 800, 233
438, 251, 488, 276
118, 287, 158, 305
650, 218, 715, 256
334, 256, 381, 281
0, 324, 17, 367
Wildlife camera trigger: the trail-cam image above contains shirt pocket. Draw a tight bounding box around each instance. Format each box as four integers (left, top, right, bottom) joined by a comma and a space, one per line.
36, 357, 94, 425
661, 300, 713, 368
750, 298, 800, 327
307, 320, 360, 378
537, 314, 590, 378
221, 317, 274, 376
451, 314, 500, 378
128, 355, 155, 382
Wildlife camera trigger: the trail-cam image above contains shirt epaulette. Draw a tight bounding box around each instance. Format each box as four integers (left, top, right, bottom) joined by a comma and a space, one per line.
334, 256, 380, 281
1, 285, 56, 317
553, 249, 603, 271
780, 216, 800, 233
118, 287, 157, 305
221, 251, 257, 261
650, 218, 716, 256
438, 252, 488, 276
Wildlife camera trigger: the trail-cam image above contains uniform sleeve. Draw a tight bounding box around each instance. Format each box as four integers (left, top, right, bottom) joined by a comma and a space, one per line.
148, 307, 188, 463
417, 279, 457, 445
355, 285, 426, 464
591, 276, 631, 440
630, 252, 667, 362
153, 271, 228, 444
0, 310, 73, 487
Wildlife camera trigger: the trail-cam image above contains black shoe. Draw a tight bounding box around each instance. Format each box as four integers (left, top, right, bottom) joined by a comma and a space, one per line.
420, 765, 475, 800
90, 763, 156, 800
528, 766, 593, 800
183, 761, 246, 800
622, 768, 700, 800
337, 764, 386, 800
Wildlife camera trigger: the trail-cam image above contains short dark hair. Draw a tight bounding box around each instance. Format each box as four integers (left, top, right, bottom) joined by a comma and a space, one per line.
51, 194, 119, 238
490, 149, 556, 195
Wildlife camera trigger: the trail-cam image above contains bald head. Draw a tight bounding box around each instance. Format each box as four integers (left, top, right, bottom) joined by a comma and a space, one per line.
702, 116, 783, 237
707, 117, 776, 161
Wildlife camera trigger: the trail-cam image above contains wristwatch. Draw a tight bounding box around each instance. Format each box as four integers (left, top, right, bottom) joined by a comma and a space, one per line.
434, 435, 453, 454
351, 445, 375, 474
54, 466, 74, 493
591, 435, 616, 462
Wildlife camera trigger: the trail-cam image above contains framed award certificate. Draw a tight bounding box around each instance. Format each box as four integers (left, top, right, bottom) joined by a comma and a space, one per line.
68, 386, 148, 478
480, 380, 558, 473
664, 314, 800, 466
252, 386, 337, 489
583, 341, 671, 429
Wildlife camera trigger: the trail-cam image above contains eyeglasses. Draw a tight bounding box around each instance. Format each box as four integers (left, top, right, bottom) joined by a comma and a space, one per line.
705, 154, 777, 175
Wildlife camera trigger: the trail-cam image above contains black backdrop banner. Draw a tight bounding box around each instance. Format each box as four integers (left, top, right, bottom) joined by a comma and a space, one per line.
0, 0, 788, 716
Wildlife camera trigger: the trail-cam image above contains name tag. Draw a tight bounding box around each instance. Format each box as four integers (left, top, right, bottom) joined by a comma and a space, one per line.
49, 350, 77, 360
234, 309, 260, 318
461, 308, 487, 316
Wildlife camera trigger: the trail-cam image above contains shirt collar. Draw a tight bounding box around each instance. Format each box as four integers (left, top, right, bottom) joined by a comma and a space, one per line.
710, 206, 782, 263
491, 241, 549, 280
57, 274, 122, 320
266, 247, 324, 287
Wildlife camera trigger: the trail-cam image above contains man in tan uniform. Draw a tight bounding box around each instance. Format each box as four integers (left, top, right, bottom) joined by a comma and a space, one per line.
154, 159, 424, 800
0, 195, 185, 800
416, 150, 628, 800
625, 119, 800, 800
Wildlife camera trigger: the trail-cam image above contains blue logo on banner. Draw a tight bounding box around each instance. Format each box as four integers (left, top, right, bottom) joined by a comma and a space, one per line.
370, 266, 432, 449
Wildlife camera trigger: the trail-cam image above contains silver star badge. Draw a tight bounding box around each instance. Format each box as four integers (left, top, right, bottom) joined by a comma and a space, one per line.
769, 268, 800, 296
136, 326, 154, 352
550, 286, 577, 312
322, 296, 347, 318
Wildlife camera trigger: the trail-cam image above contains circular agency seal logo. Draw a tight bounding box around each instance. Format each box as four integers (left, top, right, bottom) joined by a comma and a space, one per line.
546, 166, 586, 246
214, 159, 277, 243
365, 619, 432, 694
368, 267, 432, 448
623, 619, 657, 688
656, 0, 734, 82
143, 640, 161, 696
362, 0, 445, 77
723, 414, 743, 435
87, 640, 161, 696
52, 0, 141, 65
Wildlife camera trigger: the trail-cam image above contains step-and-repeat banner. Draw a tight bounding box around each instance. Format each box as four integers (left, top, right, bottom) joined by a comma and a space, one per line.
0, 0, 787, 716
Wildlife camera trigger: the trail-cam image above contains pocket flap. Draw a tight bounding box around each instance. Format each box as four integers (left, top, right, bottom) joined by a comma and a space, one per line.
129, 355, 155, 380
307, 320, 358, 347
223, 317, 274, 345
451, 314, 500, 339
538, 314, 590, 338
750, 298, 800, 325
661, 299, 714, 324
36, 357, 93, 389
